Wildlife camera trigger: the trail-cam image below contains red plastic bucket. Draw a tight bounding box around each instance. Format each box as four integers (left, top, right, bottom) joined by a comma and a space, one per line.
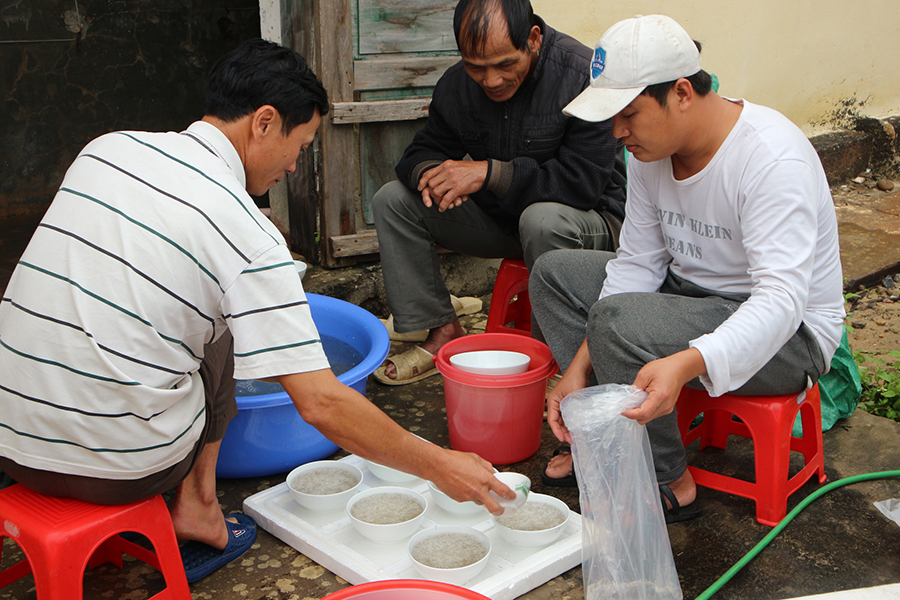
435, 333, 558, 465
323, 580, 490, 599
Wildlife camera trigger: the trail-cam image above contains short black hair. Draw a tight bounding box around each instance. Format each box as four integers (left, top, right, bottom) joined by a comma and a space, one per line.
204, 39, 329, 135
453, 0, 537, 57
640, 40, 712, 107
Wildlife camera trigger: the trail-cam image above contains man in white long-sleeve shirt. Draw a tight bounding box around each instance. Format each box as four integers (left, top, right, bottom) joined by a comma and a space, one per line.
530, 14, 845, 521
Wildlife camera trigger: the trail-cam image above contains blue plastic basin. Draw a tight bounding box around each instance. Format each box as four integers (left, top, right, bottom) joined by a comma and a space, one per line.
216, 293, 389, 478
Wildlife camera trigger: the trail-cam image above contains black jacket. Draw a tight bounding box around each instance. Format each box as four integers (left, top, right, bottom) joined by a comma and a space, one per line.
395, 17, 626, 233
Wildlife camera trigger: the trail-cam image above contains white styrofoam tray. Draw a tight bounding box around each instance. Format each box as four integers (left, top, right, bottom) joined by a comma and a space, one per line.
243, 453, 582, 600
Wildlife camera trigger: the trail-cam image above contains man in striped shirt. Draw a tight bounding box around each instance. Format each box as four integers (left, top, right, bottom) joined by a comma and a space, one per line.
0, 39, 514, 582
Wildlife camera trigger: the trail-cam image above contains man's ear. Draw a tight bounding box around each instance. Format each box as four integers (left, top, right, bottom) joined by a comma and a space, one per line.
527, 24, 541, 53
250, 105, 279, 140
672, 78, 694, 112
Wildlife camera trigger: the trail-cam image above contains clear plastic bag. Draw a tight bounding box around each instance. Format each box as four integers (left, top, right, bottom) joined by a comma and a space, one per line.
562, 384, 682, 600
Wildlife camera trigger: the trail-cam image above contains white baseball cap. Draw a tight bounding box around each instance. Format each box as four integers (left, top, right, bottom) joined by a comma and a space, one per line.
563, 14, 702, 122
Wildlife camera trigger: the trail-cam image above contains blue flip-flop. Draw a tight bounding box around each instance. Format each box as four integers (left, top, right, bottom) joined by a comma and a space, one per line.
180, 513, 257, 583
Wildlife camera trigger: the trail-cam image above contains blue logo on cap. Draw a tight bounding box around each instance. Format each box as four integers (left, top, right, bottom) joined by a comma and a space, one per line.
591, 46, 606, 79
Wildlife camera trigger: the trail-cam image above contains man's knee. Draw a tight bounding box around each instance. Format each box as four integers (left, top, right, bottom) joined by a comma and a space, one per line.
531, 249, 561, 278
372, 180, 416, 221
587, 293, 645, 342
531, 249, 577, 290
519, 203, 576, 245
518, 203, 610, 258
585, 294, 658, 381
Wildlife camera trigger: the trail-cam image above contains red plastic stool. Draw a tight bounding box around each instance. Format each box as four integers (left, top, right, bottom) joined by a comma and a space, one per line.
676, 384, 826, 527
485, 258, 531, 336
0, 484, 190, 599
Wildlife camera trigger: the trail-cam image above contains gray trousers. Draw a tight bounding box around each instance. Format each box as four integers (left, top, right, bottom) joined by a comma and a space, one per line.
373, 180, 612, 334
529, 249, 827, 485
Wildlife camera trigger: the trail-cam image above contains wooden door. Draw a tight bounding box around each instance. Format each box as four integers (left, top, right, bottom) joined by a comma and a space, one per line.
288, 0, 459, 267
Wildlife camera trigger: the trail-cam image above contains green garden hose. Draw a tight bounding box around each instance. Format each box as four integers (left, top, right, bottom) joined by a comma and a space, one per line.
694, 469, 900, 600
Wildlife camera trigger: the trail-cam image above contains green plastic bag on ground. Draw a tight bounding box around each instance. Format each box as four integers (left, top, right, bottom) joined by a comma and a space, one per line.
793, 325, 861, 436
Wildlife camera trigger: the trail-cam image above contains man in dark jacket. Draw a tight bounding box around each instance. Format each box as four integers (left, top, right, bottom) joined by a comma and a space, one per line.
373, 0, 626, 384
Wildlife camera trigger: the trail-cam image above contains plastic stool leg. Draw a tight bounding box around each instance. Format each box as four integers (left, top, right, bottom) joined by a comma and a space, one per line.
0, 537, 33, 587
135, 497, 192, 598
794, 392, 827, 484
486, 259, 532, 335
700, 409, 733, 449
30, 542, 89, 600
750, 402, 793, 526
111, 497, 191, 598
88, 536, 126, 569
677, 403, 700, 444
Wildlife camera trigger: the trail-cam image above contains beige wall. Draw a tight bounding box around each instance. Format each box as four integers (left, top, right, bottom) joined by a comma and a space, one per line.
534, 0, 900, 135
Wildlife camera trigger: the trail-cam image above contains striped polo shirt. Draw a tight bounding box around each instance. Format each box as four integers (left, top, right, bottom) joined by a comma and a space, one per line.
0, 121, 329, 479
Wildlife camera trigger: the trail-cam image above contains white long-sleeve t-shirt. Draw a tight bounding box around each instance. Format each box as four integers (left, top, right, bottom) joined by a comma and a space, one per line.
601, 100, 845, 396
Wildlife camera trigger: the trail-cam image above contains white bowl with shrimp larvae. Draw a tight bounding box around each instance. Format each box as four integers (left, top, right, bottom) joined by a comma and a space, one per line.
287, 461, 363, 512
408, 525, 491, 585
492, 493, 570, 547
347, 486, 427, 543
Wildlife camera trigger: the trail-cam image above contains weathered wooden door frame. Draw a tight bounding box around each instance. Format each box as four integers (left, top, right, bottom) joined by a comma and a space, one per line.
287, 0, 457, 267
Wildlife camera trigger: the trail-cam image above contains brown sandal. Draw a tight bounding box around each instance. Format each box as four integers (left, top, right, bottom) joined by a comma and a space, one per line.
374, 346, 439, 386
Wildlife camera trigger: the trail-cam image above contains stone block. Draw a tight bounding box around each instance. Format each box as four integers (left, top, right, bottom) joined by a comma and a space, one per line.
856, 117, 899, 177
888, 116, 900, 157
811, 129, 873, 185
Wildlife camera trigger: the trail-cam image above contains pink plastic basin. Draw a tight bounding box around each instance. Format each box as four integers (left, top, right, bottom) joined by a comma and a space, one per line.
436, 333, 558, 465
323, 580, 490, 599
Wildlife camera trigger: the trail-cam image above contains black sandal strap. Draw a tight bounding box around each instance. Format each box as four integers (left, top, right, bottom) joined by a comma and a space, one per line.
660, 483, 681, 513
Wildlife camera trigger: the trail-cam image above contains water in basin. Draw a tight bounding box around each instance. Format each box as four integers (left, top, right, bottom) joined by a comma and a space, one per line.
235, 333, 365, 397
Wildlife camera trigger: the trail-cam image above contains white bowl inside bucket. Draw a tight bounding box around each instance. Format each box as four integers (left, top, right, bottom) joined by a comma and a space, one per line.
449, 350, 530, 375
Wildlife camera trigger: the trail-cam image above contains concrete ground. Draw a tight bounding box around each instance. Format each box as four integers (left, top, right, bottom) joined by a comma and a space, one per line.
2, 179, 900, 600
